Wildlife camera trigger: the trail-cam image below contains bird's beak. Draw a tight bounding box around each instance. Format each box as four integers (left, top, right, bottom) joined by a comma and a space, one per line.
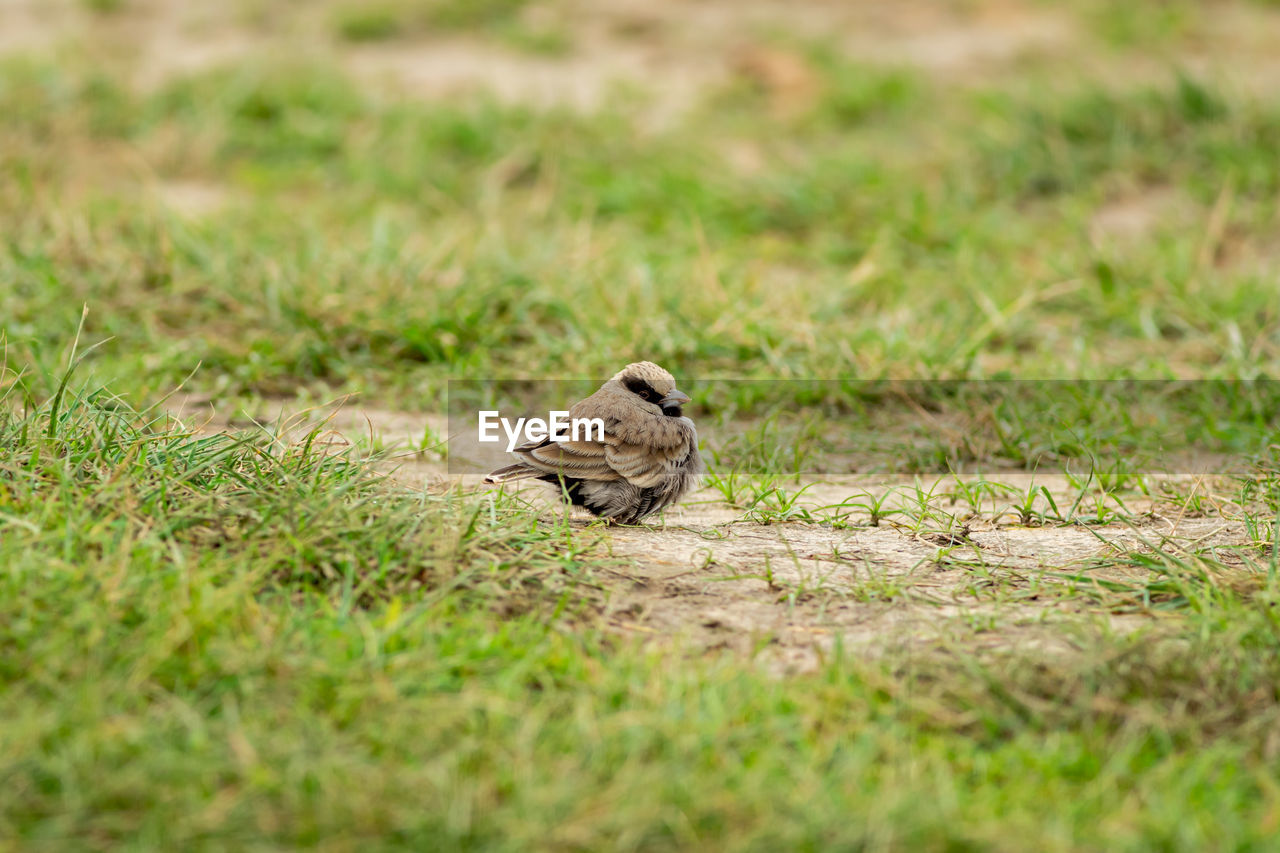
660, 389, 691, 407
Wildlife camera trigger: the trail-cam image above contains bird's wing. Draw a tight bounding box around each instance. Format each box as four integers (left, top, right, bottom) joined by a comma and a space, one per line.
510, 432, 685, 489
511, 436, 622, 481
604, 441, 683, 489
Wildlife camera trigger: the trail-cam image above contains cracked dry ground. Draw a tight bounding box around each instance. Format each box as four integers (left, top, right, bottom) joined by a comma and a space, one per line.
173, 400, 1254, 674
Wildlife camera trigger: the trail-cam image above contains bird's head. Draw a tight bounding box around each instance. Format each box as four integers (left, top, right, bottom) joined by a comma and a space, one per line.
607, 361, 692, 418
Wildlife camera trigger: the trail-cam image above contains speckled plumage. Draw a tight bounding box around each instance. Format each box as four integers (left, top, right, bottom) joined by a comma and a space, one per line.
484, 362, 703, 524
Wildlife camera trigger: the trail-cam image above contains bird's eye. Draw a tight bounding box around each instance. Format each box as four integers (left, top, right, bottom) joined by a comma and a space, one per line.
638, 390, 651, 400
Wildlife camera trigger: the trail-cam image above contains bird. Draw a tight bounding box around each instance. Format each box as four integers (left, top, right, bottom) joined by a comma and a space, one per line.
484, 362, 703, 525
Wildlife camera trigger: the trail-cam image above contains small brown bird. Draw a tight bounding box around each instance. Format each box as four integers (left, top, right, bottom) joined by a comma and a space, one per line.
484, 362, 703, 525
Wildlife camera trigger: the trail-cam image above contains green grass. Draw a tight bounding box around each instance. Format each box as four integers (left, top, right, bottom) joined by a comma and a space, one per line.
331, 0, 570, 55
3, 378, 1279, 848
4, 1, 1280, 847
3, 54, 1279, 401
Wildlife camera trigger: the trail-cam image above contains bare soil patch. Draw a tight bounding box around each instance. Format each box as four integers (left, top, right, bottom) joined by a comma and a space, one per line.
594, 495, 1242, 674
1089, 186, 1195, 247
152, 180, 231, 217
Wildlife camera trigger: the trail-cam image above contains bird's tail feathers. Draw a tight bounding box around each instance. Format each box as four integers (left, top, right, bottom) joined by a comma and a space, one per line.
483, 464, 540, 485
